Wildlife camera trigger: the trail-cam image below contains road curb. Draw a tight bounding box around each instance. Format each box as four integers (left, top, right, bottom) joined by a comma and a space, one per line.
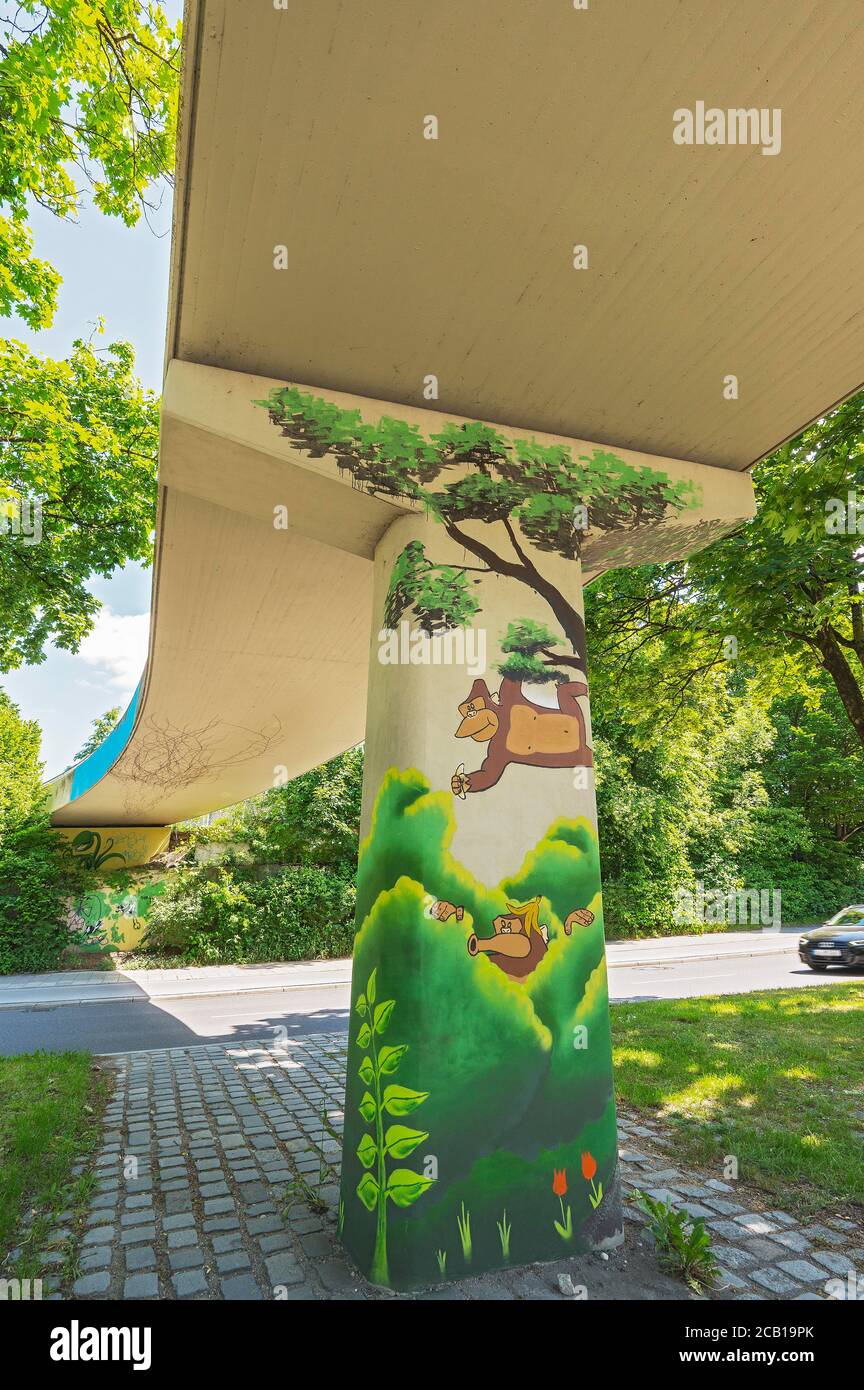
609, 941, 799, 968
0, 973, 354, 1011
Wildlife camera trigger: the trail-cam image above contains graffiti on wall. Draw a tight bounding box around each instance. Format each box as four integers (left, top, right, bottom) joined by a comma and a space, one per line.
67, 877, 166, 953
57, 826, 171, 953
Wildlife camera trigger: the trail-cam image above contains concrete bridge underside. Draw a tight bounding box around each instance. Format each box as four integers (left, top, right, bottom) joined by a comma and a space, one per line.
48, 0, 864, 829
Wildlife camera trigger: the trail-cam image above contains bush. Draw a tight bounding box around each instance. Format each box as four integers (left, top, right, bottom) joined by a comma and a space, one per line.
142, 861, 355, 964
0, 816, 76, 973
241, 747, 362, 878
0, 691, 78, 974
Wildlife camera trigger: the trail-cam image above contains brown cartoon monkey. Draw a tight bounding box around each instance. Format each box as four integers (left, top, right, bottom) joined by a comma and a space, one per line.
451, 677, 592, 797
430, 897, 595, 980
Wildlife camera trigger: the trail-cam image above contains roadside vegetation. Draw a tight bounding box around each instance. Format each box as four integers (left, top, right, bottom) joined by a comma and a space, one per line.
0, 691, 84, 974
127, 748, 363, 966
611, 985, 864, 1217
0, 1051, 111, 1282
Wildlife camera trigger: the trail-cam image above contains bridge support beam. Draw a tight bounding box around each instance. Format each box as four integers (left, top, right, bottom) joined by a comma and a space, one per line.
339, 510, 622, 1290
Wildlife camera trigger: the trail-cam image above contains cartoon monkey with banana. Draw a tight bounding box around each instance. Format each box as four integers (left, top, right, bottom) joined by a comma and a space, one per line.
427, 895, 595, 980
451, 676, 592, 798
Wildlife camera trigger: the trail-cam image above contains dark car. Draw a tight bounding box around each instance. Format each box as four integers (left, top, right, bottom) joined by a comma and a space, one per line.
799, 906, 864, 971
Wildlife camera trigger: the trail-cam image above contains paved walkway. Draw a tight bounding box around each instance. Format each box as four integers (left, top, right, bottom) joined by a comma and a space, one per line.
19, 1035, 860, 1302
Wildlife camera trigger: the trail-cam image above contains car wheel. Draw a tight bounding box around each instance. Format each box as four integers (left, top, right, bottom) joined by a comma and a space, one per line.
807, 962, 830, 972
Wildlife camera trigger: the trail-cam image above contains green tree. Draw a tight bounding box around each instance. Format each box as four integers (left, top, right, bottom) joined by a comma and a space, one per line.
241, 747, 363, 878
262, 387, 700, 668
0, 334, 159, 669
75, 705, 121, 761
763, 681, 864, 846
585, 600, 864, 931
0, 689, 75, 972
0, 0, 180, 327
586, 392, 864, 744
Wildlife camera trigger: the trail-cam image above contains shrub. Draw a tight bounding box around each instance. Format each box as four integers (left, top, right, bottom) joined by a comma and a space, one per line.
0, 690, 78, 974
142, 861, 355, 964
241, 747, 362, 878
0, 816, 76, 974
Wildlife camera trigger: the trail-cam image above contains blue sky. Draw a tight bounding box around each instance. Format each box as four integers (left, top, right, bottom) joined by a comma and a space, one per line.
2, 0, 183, 779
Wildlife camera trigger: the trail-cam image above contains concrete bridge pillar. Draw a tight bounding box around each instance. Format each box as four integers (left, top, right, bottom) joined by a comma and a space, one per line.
339, 508, 621, 1290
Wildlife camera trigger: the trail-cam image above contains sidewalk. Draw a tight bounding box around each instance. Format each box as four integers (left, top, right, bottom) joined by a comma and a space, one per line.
0, 931, 803, 1010
0, 958, 353, 1009
7, 1034, 857, 1302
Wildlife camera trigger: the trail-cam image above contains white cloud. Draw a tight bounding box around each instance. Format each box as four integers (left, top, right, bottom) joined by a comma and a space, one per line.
77, 608, 150, 698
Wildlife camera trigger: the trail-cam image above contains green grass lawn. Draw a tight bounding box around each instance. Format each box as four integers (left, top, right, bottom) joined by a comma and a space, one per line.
0, 1051, 111, 1278
610, 985, 864, 1218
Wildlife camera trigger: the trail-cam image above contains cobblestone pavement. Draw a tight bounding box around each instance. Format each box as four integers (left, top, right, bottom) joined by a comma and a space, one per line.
30, 1037, 861, 1302
617, 1114, 863, 1300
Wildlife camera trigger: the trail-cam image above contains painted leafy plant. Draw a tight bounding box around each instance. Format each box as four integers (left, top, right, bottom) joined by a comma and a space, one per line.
65, 830, 127, 872
353, 968, 434, 1284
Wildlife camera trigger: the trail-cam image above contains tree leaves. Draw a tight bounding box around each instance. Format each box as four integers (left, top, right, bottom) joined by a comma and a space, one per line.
585, 392, 864, 751
75, 707, 121, 762
0, 336, 159, 671
0, 1, 181, 326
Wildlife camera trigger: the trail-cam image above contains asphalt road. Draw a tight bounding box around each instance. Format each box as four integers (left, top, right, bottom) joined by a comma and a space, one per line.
0, 943, 860, 1056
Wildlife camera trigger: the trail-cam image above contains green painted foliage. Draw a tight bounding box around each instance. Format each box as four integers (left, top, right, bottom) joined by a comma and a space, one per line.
261, 385, 700, 559
341, 769, 618, 1287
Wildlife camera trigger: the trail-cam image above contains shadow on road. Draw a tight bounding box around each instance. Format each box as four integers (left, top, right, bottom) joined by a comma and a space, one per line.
0, 998, 350, 1056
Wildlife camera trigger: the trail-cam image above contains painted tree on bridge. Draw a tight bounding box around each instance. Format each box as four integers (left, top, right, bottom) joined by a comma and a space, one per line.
261, 386, 700, 669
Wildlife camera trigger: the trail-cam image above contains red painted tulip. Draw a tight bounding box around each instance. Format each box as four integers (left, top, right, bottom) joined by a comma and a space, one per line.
581, 1151, 597, 1182
552, 1168, 568, 1197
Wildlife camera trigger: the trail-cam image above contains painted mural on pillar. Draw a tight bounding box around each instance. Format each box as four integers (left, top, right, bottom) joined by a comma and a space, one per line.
338, 770, 619, 1289
257, 389, 707, 1288
260, 386, 702, 674
450, 673, 593, 796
